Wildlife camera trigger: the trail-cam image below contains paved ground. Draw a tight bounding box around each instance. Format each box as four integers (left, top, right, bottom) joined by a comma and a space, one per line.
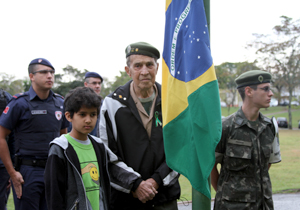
177, 193, 300, 210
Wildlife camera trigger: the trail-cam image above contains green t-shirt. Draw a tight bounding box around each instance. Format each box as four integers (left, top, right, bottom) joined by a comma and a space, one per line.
66, 134, 100, 210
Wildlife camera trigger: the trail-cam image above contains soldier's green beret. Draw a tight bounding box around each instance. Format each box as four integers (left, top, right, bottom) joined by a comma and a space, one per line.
125, 42, 160, 59
235, 70, 272, 88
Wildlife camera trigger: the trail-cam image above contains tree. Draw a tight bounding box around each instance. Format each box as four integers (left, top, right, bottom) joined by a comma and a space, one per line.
101, 71, 131, 98
52, 65, 87, 96
23, 78, 31, 92
248, 16, 300, 129
215, 61, 260, 115
0, 73, 24, 95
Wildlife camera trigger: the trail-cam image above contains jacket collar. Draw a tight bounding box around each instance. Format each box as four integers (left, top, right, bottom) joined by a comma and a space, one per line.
234, 107, 272, 130
28, 86, 54, 101
111, 80, 161, 106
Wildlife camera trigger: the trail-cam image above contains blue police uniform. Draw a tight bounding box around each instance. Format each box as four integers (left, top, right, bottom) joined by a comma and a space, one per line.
0, 90, 14, 210
0, 86, 69, 210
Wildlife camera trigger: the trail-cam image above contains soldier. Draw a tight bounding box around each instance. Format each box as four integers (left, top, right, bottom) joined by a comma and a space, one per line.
211, 70, 281, 210
0, 58, 69, 210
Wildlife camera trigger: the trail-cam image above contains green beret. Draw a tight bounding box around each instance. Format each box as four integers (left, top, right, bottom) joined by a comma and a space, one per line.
235, 70, 272, 88
125, 42, 160, 59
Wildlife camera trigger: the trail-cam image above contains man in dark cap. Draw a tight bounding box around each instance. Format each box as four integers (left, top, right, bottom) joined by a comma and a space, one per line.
0, 58, 69, 210
211, 70, 281, 210
100, 42, 180, 210
84, 72, 103, 96
84, 72, 103, 137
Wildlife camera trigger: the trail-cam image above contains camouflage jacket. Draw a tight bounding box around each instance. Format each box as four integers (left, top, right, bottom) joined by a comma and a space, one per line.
214, 108, 281, 210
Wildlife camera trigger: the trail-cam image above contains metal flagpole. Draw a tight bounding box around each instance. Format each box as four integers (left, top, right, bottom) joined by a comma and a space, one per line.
192, 0, 211, 209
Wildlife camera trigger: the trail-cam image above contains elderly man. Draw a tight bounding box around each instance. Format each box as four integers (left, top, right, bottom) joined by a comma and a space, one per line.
211, 70, 281, 210
100, 42, 180, 210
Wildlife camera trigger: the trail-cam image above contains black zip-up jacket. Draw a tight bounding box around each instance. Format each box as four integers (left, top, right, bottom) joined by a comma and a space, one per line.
44, 134, 141, 210
100, 81, 180, 209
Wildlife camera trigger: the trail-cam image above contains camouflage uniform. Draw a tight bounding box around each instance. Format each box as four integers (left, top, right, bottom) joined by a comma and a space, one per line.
214, 108, 281, 210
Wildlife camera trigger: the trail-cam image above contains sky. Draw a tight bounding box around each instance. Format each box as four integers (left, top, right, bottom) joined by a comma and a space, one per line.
0, 0, 299, 85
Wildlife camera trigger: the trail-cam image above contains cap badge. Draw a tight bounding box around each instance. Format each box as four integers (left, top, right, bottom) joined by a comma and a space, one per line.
126, 45, 131, 54
135, 48, 139, 52
258, 75, 264, 83
38, 59, 42, 63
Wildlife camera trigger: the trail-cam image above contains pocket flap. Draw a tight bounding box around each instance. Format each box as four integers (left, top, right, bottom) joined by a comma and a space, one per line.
226, 139, 252, 159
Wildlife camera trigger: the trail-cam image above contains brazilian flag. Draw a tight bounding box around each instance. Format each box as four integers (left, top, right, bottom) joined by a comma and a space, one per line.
162, 0, 222, 199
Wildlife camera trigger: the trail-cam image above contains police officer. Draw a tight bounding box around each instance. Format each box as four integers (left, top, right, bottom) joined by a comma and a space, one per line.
84, 72, 103, 136
0, 89, 14, 210
211, 70, 281, 210
0, 58, 69, 210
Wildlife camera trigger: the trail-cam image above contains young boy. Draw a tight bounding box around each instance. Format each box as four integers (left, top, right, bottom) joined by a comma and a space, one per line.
44, 87, 141, 210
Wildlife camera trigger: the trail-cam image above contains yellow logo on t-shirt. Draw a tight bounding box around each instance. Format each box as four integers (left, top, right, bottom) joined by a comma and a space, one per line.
82, 163, 99, 185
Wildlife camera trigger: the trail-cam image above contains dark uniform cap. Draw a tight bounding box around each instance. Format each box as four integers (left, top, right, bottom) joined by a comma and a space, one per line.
125, 42, 160, 59
85, 72, 103, 82
29, 58, 54, 70
235, 70, 272, 88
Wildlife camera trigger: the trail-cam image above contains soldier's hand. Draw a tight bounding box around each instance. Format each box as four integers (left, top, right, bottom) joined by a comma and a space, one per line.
11, 171, 24, 199
132, 180, 158, 203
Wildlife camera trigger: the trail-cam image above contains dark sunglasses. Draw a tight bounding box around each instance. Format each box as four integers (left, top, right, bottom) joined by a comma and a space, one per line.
259, 86, 272, 92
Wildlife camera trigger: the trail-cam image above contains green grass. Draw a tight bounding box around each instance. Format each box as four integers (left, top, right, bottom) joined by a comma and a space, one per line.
178, 128, 300, 202
7, 192, 14, 210
222, 106, 300, 128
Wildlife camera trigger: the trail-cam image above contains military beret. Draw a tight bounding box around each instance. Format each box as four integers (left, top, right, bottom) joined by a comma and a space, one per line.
235, 70, 272, 88
85, 72, 103, 82
125, 42, 160, 59
29, 58, 54, 70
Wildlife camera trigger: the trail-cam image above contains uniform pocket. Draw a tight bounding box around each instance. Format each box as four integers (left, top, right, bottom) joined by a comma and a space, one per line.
225, 139, 252, 171
222, 175, 256, 203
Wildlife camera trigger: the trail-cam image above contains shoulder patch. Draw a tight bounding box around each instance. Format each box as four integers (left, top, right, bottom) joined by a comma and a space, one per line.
13, 92, 26, 99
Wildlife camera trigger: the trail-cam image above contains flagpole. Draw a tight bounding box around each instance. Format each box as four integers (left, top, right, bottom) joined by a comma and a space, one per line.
192, 1, 211, 210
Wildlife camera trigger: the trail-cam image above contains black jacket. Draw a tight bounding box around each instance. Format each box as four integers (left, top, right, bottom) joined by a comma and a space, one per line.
100, 81, 180, 209
44, 134, 141, 210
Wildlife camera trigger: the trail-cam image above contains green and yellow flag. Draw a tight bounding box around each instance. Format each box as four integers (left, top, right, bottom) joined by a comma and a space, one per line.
162, 0, 222, 199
